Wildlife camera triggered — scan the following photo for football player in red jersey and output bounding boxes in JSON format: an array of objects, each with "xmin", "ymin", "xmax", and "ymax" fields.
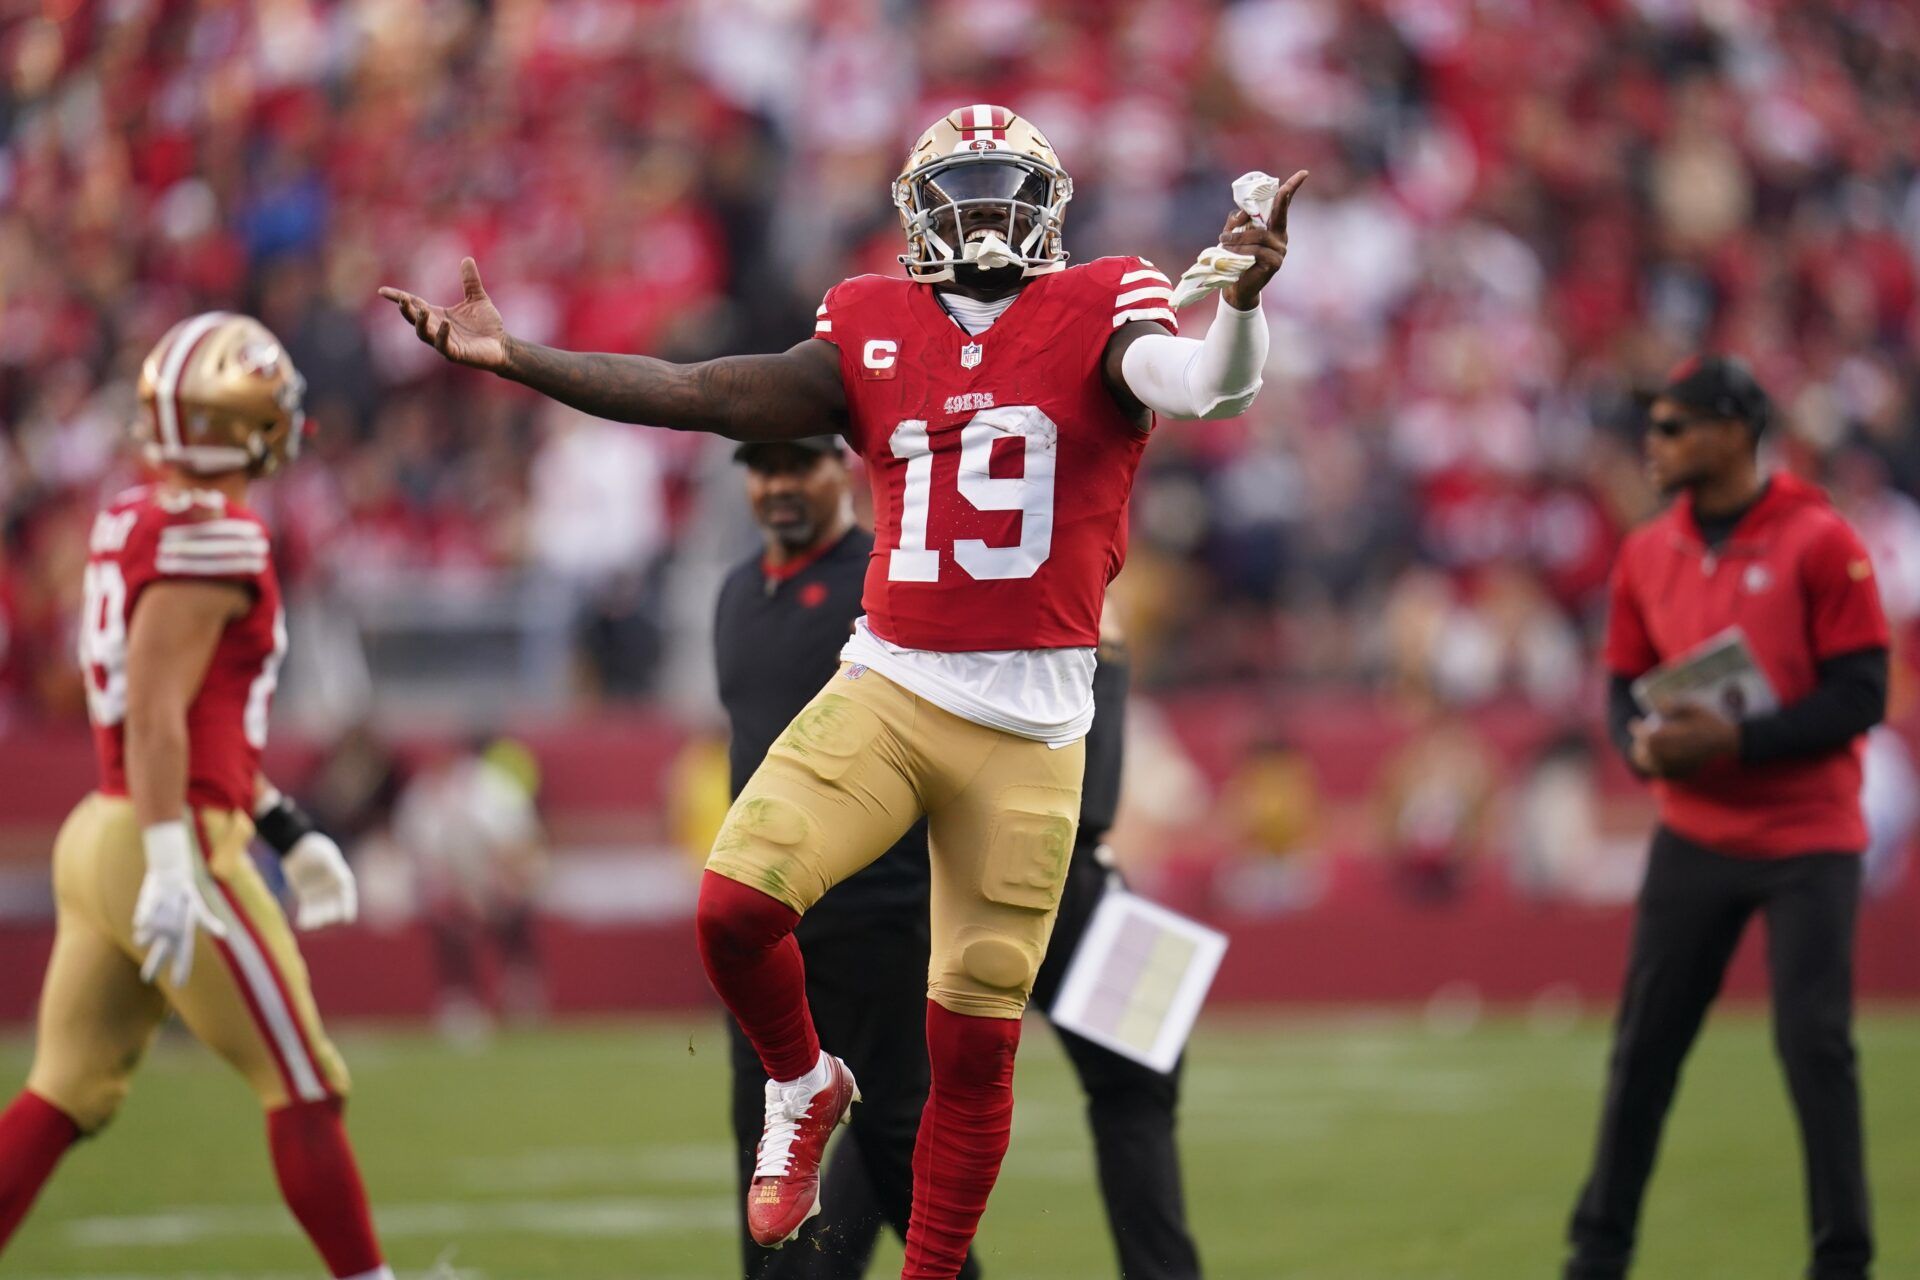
[
  {"xmin": 0, "ymin": 315, "xmax": 393, "ymax": 1280},
  {"xmin": 382, "ymin": 104, "xmax": 1303, "ymax": 1278}
]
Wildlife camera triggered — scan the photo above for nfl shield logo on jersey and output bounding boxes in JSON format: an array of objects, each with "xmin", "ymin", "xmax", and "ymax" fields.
[{"xmin": 960, "ymin": 341, "xmax": 983, "ymax": 369}]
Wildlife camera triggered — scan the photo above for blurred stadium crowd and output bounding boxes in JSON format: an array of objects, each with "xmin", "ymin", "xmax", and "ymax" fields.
[{"xmin": 2, "ymin": 0, "xmax": 1919, "ymax": 736}]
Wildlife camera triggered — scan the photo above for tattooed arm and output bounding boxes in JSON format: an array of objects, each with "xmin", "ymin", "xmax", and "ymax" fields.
[
  {"xmin": 501, "ymin": 339, "xmax": 845, "ymax": 441},
  {"xmin": 379, "ymin": 258, "xmax": 846, "ymax": 441}
]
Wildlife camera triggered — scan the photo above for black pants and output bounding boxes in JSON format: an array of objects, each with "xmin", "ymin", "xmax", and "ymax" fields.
[
  {"xmin": 726, "ymin": 906, "xmax": 981, "ymax": 1280},
  {"xmin": 1025, "ymin": 843, "xmax": 1203, "ymax": 1280},
  {"xmin": 1565, "ymin": 830, "xmax": 1873, "ymax": 1280}
]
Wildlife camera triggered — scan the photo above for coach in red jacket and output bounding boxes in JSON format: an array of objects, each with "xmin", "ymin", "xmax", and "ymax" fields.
[{"xmin": 1564, "ymin": 357, "xmax": 1887, "ymax": 1280}]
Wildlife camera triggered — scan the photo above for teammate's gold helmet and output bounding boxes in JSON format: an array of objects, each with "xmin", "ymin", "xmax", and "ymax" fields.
[
  {"xmin": 135, "ymin": 312, "xmax": 307, "ymax": 477},
  {"xmin": 893, "ymin": 104, "xmax": 1072, "ymax": 283}
]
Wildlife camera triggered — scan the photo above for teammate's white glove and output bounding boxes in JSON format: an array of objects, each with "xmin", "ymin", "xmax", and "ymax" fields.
[
  {"xmin": 133, "ymin": 820, "xmax": 228, "ymax": 987},
  {"xmin": 1169, "ymin": 172, "xmax": 1283, "ymax": 308},
  {"xmin": 282, "ymin": 832, "xmax": 359, "ymax": 931}
]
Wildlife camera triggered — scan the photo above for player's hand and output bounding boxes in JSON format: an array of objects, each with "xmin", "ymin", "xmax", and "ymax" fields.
[
  {"xmin": 1219, "ymin": 169, "xmax": 1308, "ymax": 311},
  {"xmin": 377, "ymin": 257, "xmax": 512, "ymax": 371},
  {"xmin": 1635, "ymin": 704, "xmax": 1740, "ymax": 777},
  {"xmin": 283, "ymin": 832, "xmax": 359, "ymax": 931},
  {"xmin": 133, "ymin": 823, "xmax": 228, "ymax": 987}
]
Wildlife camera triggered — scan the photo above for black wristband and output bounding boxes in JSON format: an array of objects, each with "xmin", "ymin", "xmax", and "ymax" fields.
[{"xmin": 255, "ymin": 795, "xmax": 317, "ymax": 857}]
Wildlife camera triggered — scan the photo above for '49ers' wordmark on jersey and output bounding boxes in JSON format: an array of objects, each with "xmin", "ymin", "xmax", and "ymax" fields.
[
  {"xmin": 81, "ymin": 486, "xmax": 285, "ymax": 813},
  {"xmin": 816, "ymin": 256, "xmax": 1175, "ymax": 652}
]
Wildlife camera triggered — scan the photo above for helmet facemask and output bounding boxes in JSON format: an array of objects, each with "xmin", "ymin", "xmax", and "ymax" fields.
[
  {"xmin": 895, "ymin": 152, "xmax": 1071, "ymax": 284},
  {"xmin": 246, "ymin": 365, "xmax": 308, "ymax": 477}
]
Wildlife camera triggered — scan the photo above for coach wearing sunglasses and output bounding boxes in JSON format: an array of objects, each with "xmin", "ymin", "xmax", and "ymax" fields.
[{"xmin": 1563, "ymin": 357, "xmax": 1889, "ymax": 1280}]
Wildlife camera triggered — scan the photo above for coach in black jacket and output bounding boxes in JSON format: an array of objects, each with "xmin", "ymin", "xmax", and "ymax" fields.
[{"xmin": 714, "ymin": 437, "xmax": 1200, "ymax": 1278}]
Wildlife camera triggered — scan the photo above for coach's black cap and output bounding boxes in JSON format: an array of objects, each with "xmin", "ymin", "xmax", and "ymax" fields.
[
  {"xmin": 733, "ymin": 436, "xmax": 846, "ymax": 468},
  {"xmin": 1654, "ymin": 355, "xmax": 1774, "ymax": 433}
]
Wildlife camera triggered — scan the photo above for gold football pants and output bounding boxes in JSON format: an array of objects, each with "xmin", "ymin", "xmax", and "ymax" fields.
[
  {"xmin": 707, "ymin": 665, "xmax": 1085, "ymax": 1019},
  {"xmin": 27, "ymin": 793, "xmax": 348, "ymax": 1132}
]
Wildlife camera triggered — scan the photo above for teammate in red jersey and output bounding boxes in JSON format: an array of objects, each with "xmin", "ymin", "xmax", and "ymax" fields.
[
  {"xmin": 382, "ymin": 104, "xmax": 1303, "ymax": 1278},
  {"xmin": 0, "ymin": 314, "xmax": 392, "ymax": 1280}
]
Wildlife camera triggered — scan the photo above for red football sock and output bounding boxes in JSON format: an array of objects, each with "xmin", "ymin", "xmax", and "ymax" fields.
[
  {"xmin": 0, "ymin": 1091, "xmax": 79, "ymax": 1250},
  {"xmin": 696, "ymin": 870, "xmax": 820, "ymax": 1081},
  {"xmin": 903, "ymin": 1003, "xmax": 1022, "ymax": 1279},
  {"xmin": 266, "ymin": 1097, "xmax": 384, "ymax": 1278}
]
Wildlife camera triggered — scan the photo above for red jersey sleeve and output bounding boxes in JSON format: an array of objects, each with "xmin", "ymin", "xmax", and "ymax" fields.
[
  {"xmin": 814, "ymin": 283, "xmax": 841, "ymax": 346},
  {"xmin": 1603, "ymin": 542, "xmax": 1659, "ymax": 678},
  {"xmin": 140, "ymin": 502, "xmax": 272, "ymax": 595},
  {"xmin": 1801, "ymin": 515, "xmax": 1890, "ymax": 660},
  {"xmin": 1105, "ymin": 256, "xmax": 1177, "ymax": 335}
]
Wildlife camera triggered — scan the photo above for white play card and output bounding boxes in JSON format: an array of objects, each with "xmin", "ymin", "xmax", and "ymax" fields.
[
  {"xmin": 1631, "ymin": 625, "xmax": 1779, "ymax": 722},
  {"xmin": 1048, "ymin": 884, "xmax": 1229, "ymax": 1074}
]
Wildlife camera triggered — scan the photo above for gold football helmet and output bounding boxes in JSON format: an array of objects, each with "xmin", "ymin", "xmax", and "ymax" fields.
[
  {"xmin": 893, "ymin": 104, "xmax": 1072, "ymax": 283},
  {"xmin": 135, "ymin": 312, "xmax": 307, "ymax": 477}
]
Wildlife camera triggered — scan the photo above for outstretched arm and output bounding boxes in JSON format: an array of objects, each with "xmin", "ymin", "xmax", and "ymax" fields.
[
  {"xmin": 502, "ymin": 337, "xmax": 846, "ymax": 440},
  {"xmin": 379, "ymin": 259, "xmax": 846, "ymax": 441}
]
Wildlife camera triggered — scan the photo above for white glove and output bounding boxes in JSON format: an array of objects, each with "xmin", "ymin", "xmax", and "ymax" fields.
[
  {"xmin": 133, "ymin": 821, "xmax": 228, "ymax": 987},
  {"xmin": 1170, "ymin": 171, "xmax": 1282, "ymax": 309},
  {"xmin": 283, "ymin": 832, "xmax": 358, "ymax": 930}
]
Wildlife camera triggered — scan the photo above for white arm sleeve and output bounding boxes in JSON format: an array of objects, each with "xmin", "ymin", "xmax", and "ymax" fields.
[{"xmin": 1118, "ymin": 298, "xmax": 1269, "ymax": 421}]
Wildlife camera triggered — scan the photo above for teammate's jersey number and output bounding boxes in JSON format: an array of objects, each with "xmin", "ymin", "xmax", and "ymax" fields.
[
  {"xmin": 887, "ymin": 405, "xmax": 1058, "ymax": 583},
  {"xmin": 80, "ymin": 561, "xmax": 129, "ymax": 727}
]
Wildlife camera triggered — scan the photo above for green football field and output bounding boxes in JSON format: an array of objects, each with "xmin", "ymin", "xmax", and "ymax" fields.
[{"xmin": 3, "ymin": 1010, "xmax": 1916, "ymax": 1280}]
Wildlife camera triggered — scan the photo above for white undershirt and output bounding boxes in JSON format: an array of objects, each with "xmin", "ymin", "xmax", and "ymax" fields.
[
  {"xmin": 842, "ymin": 619, "xmax": 1095, "ymax": 745},
  {"xmin": 935, "ymin": 290, "xmax": 1016, "ymax": 334},
  {"xmin": 843, "ymin": 285, "xmax": 1094, "ymax": 747}
]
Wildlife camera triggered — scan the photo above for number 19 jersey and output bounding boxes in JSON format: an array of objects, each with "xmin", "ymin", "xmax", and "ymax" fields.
[
  {"xmin": 817, "ymin": 256, "xmax": 1175, "ymax": 653},
  {"xmin": 81, "ymin": 486, "xmax": 286, "ymax": 814}
]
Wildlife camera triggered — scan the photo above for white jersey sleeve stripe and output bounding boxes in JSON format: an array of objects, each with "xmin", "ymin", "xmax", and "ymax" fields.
[
  {"xmin": 157, "ymin": 537, "xmax": 270, "ymax": 557},
  {"xmin": 159, "ymin": 534, "xmax": 269, "ymax": 555},
  {"xmin": 156, "ymin": 546, "xmax": 269, "ymax": 564},
  {"xmin": 814, "ymin": 321, "xmax": 832, "ymax": 334},
  {"xmin": 1112, "ymin": 307, "xmax": 1178, "ymax": 328},
  {"xmin": 161, "ymin": 519, "xmax": 263, "ymax": 540},
  {"xmin": 1115, "ymin": 286, "xmax": 1175, "ymax": 307},
  {"xmin": 155, "ymin": 548, "xmax": 266, "ymax": 568},
  {"xmin": 158, "ymin": 524, "xmax": 268, "ymax": 542},
  {"xmin": 159, "ymin": 532, "xmax": 268, "ymax": 547},
  {"xmin": 1119, "ymin": 268, "xmax": 1171, "ymax": 286},
  {"xmin": 157, "ymin": 552, "xmax": 270, "ymax": 564},
  {"xmin": 154, "ymin": 552, "xmax": 266, "ymax": 571}
]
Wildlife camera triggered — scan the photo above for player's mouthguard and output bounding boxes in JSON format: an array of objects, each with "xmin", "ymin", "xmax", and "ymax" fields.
[{"xmin": 962, "ymin": 229, "xmax": 1019, "ymax": 270}]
